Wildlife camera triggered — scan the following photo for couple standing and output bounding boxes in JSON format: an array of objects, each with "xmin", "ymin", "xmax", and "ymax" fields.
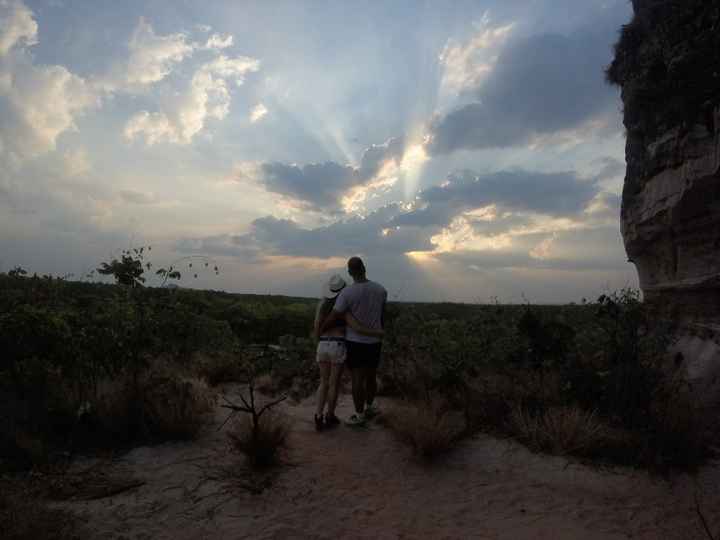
[{"xmin": 312, "ymin": 256, "xmax": 387, "ymax": 430}]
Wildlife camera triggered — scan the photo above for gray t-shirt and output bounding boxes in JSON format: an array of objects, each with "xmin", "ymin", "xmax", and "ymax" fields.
[{"xmin": 333, "ymin": 280, "xmax": 387, "ymax": 344}]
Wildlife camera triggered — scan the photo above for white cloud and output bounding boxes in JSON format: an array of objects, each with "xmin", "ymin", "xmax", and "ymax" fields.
[
  {"xmin": 438, "ymin": 14, "xmax": 514, "ymax": 101},
  {"xmin": 123, "ymin": 110, "xmax": 176, "ymax": 145},
  {"xmin": 0, "ymin": 2, "xmax": 98, "ymax": 162},
  {"xmin": 1, "ymin": 54, "xmax": 98, "ymax": 160},
  {"xmin": 62, "ymin": 147, "xmax": 90, "ymax": 177},
  {"xmin": 204, "ymin": 33, "xmax": 233, "ymax": 50},
  {"xmin": 118, "ymin": 189, "xmax": 157, "ymax": 205},
  {"xmin": 249, "ymin": 102, "xmax": 268, "ymax": 123},
  {"xmin": 203, "ymin": 54, "xmax": 259, "ymax": 85},
  {"xmin": 124, "ymin": 54, "xmax": 260, "ymax": 145},
  {"xmin": 0, "ymin": 0, "xmax": 37, "ymax": 56},
  {"xmin": 125, "ymin": 17, "xmax": 195, "ymax": 87}
]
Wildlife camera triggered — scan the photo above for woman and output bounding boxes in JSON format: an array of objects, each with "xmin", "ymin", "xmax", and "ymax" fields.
[{"xmin": 313, "ymin": 274, "xmax": 382, "ymax": 431}]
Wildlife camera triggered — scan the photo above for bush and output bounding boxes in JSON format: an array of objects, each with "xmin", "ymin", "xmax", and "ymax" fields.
[
  {"xmin": 194, "ymin": 353, "xmax": 244, "ymax": 386},
  {"xmin": 88, "ymin": 372, "xmax": 215, "ymax": 444},
  {"xmin": 508, "ymin": 405, "xmax": 631, "ymax": 458},
  {"xmin": 385, "ymin": 401, "xmax": 466, "ymax": 459},
  {"xmin": 227, "ymin": 411, "xmax": 290, "ymax": 468},
  {"xmin": 141, "ymin": 374, "xmax": 215, "ymax": 439}
]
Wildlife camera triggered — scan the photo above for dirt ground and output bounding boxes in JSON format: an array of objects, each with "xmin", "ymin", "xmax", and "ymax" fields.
[{"xmin": 59, "ymin": 386, "xmax": 720, "ymax": 540}]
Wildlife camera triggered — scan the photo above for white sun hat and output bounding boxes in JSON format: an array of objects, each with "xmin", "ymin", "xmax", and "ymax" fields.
[{"xmin": 322, "ymin": 274, "xmax": 346, "ymax": 299}]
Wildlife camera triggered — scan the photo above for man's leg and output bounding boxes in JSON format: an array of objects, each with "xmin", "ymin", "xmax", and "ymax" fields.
[
  {"xmin": 351, "ymin": 367, "xmax": 366, "ymax": 414},
  {"xmin": 365, "ymin": 343, "xmax": 381, "ymax": 411},
  {"xmin": 365, "ymin": 366, "xmax": 377, "ymax": 409}
]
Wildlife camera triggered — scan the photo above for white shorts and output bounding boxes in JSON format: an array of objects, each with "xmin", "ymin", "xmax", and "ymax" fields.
[{"xmin": 316, "ymin": 340, "xmax": 346, "ymax": 365}]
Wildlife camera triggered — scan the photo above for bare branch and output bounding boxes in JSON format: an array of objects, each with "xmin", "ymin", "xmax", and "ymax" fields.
[
  {"xmin": 220, "ymin": 404, "xmax": 252, "ymax": 414},
  {"xmin": 257, "ymin": 395, "xmax": 288, "ymax": 418}
]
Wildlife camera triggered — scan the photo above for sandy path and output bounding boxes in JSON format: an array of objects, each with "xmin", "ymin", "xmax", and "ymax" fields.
[{"xmin": 64, "ymin": 387, "xmax": 720, "ymax": 540}]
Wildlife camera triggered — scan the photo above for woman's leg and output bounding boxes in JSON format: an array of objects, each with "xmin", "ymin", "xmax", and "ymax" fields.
[
  {"xmin": 327, "ymin": 362, "xmax": 344, "ymax": 416},
  {"xmin": 316, "ymin": 361, "xmax": 331, "ymax": 416}
]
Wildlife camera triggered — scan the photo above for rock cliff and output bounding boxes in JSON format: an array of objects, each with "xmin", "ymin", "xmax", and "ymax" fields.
[{"xmin": 608, "ymin": 0, "xmax": 720, "ymax": 402}]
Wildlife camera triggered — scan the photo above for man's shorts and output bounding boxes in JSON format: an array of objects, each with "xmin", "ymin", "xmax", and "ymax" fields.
[
  {"xmin": 345, "ymin": 340, "xmax": 382, "ymax": 370},
  {"xmin": 316, "ymin": 339, "xmax": 346, "ymax": 365}
]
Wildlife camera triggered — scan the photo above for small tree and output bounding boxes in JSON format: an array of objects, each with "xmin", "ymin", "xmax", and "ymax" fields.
[
  {"xmin": 96, "ymin": 247, "xmax": 148, "ymax": 287},
  {"xmin": 220, "ymin": 361, "xmax": 289, "ymax": 468}
]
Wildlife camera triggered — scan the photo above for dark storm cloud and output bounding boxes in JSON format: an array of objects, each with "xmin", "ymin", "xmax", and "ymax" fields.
[
  {"xmin": 393, "ymin": 169, "xmax": 599, "ymax": 227},
  {"xmin": 426, "ymin": 10, "xmax": 626, "ymax": 154},
  {"xmin": 252, "ymin": 137, "xmax": 405, "ymax": 212}
]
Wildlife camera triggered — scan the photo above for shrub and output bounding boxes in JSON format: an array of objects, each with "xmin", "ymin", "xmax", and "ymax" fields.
[
  {"xmin": 385, "ymin": 401, "xmax": 466, "ymax": 459},
  {"xmin": 89, "ymin": 373, "xmax": 215, "ymax": 443},
  {"xmin": 508, "ymin": 405, "xmax": 630, "ymax": 458},
  {"xmin": 227, "ymin": 411, "xmax": 290, "ymax": 468},
  {"xmin": 194, "ymin": 353, "xmax": 244, "ymax": 386},
  {"xmin": 141, "ymin": 374, "xmax": 215, "ymax": 439}
]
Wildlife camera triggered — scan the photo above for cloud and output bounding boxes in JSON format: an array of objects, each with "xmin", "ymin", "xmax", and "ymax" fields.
[
  {"xmin": 204, "ymin": 33, "xmax": 233, "ymax": 50},
  {"xmin": 0, "ymin": 49, "xmax": 99, "ymax": 160},
  {"xmin": 249, "ymin": 102, "xmax": 268, "ymax": 123},
  {"xmin": 124, "ymin": 54, "xmax": 260, "ymax": 144},
  {"xmin": 62, "ymin": 148, "xmax": 90, "ymax": 177},
  {"xmin": 238, "ymin": 137, "xmax": 407, "ymax": 213},
  {"xmin": 125, "ymin": 17, "xmax": 195, "ymax": 87},
  {"xmin": 426, "ymin": 11, "xmax": 624, "ymax": 154},
  {"xmin": 438, "ymin": 15, "xmax": 514, "ymax": 99},
  {"xmin": 178, "ymin": 202, "xmax": 433, "ymax": 261},
  {"xmin": 438, "ymin": 226, "xmax": 628, "ymax": 273},
  {"xmin": 0, "ymin": 0, "xmax": 37, "ymax": 56},
  {"xmin": 394, "ymin": 170, "xmax": 598, "ymax": 228},
  {"xmin": 118, "ymin": 189, "xmax": 156, "ymax": 205}
]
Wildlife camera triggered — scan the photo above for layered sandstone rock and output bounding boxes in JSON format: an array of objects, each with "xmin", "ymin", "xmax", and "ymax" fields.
[{"xmin": 608, "ymin": 0, "xmax": 720, "ymax": 402}]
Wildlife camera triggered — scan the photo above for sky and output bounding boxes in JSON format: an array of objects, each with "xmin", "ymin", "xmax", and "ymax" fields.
[{"xmin": 0, "ymin": 0, "xmax": 638, "ymax": 303}]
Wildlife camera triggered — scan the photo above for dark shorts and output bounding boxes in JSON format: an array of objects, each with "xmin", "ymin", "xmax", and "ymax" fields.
[{"xmin": 345, "ymin": 341, "xmax": 382, "ymax": 370}]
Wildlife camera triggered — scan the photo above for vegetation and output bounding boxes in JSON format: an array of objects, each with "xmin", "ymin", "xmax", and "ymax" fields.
[
  {"xmin": 385, "ymin": 400, "xmax": 465, "ymax": 459},
  {"xmin": 0, "ymin": 253, "xmax": 714, "ymax": 473}
]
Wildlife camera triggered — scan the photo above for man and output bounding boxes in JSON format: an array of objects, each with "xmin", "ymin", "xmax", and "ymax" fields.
[{"xmin": 321, "ymin": 256, "xmax": 386, "ymax": 426}]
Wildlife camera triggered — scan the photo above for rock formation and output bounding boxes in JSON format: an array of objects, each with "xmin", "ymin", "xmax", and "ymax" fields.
[{"xmin": 608, "ymin": 0, "xmax": 720, "ymax": 403}]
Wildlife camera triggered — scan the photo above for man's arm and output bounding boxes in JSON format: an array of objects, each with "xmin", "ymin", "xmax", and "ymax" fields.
[{"xmin": 345, "ymin": 313, "xmax": 384, "ymax": 337}]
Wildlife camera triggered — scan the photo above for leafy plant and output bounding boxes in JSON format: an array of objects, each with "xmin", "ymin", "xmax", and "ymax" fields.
[{"xmin": 96, "ymin": 247, "xmax": 149, "ymax": 287}]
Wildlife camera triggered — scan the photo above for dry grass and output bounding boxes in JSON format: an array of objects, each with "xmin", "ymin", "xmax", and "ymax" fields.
[
  {"xmin": 92, "ymin": 373, "xmax": 215, "ymax": 442},
  {"xmin": 194, "ymin": 353, "xmax": 244, "ymax": 386},
  {"xmin": 142, "ymin": 374, "xmax": 216, "ymax": 439},
  {"xmin": 385, "ymin": 401, "xmax": 466, "ymax": 459},
  {"xmin": 508, "ymin": 405, "xmax": 630, "ymax": 458},
  {"xmin": 227, "ymin": 411, "xmax": 291, "ymax": 468}
]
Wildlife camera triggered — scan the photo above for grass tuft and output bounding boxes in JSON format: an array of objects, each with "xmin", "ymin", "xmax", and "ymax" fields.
[
  {"xmin": 385, "ymin": 401, "xmax": 466, "ymax": 459},
  {"xmin": 508, "ymin": 405, "xmax": 631, "ymax": 458},
  {"xmin": 227, "ymin": 411, "xmax": 290, "ymax": 468}
]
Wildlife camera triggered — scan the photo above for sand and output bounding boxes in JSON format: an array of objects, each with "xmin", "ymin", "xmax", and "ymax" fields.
[{"xmin": 61, "ymin": 386, "xmax": 720, "ymax": 540}]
